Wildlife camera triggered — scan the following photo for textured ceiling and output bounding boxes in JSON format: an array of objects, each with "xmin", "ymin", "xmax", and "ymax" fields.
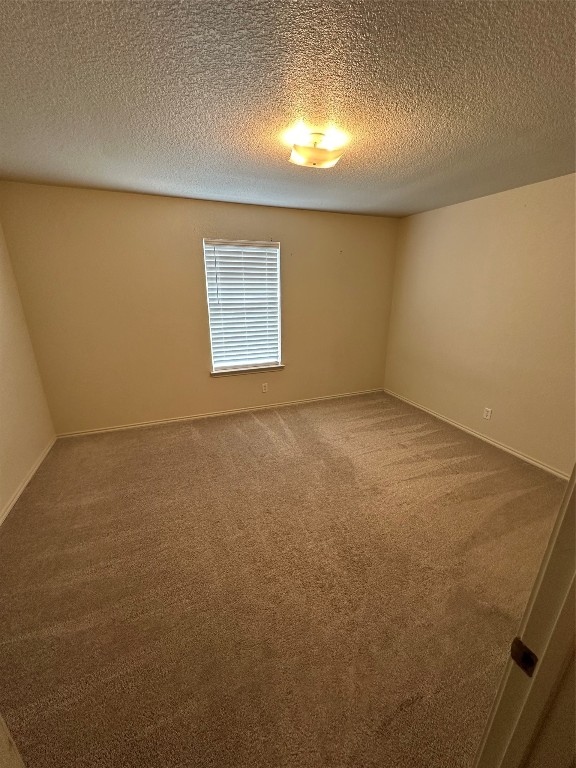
[{"xmin": 0, "ymin": 1, "xmax": 574, "ymax": 216}]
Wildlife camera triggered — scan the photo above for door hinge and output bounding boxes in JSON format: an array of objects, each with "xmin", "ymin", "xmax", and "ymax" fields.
[{"xmin": 511, "ymin": 636, "xmax": 538, "ymax": 677}]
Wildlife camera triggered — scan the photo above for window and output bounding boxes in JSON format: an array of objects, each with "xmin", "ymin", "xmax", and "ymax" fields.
[{"xmin": 203, "ymin": 239, "xmax": 282, "ymax": 374}]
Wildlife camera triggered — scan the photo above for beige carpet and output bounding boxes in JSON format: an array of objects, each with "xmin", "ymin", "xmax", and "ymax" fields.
[{"xmin": 0, "ymin": 393, "xmax": 565, "ymax": 768}]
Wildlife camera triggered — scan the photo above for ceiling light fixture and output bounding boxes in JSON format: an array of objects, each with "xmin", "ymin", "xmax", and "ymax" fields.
[{"xmin": 284, "ymin": 121, "xmax": 348, "ymax": 169}]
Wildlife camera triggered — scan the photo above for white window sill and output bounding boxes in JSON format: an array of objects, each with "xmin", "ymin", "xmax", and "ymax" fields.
[{"xmin": 210, "ymin": 364, "xmax": 285, "ymax": 378}]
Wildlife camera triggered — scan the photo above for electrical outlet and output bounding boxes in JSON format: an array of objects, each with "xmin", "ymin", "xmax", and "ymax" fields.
[
  {"xmin": 262, "ymin": 383, "xmax": 268, "ymax": 393},
  {"xmin": 483, "ymin": 407, "xmax": 492, "ymax": 420}
]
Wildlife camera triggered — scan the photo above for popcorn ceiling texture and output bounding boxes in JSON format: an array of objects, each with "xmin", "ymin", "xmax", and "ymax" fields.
[{"xmin": 0, "ymin": 0, "xmax": 574, "ymax": 215}]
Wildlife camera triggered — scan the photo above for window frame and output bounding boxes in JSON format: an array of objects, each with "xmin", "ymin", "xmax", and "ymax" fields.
[{"xmin": 202, "ymin": 238, "xmax": 283, "ymax": 376}]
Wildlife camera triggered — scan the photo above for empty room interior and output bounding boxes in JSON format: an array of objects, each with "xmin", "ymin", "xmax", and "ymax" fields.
[{"xmin": 1, "ymin": 2, "xmax": 575, "ymax": 767}]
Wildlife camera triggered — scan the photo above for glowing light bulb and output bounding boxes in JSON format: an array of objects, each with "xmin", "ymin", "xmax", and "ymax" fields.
[{"xmin": 282, "ymin": 120, "xmax": 311, "ymax": 147}]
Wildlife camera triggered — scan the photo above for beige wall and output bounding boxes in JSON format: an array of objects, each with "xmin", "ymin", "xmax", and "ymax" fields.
[
  {"xmin": 1, "ymin": 176, "xmax": 573, "ymax": 474},
  {"xmin": 0, "ymin": 713, "xmax": 25, "ymax": 768},
  {"xmin": 0, "ymin": 220, "xmax": 54, "ymax": 521},
  {"xmin": 385, "ymin": 174, "xmax": 575, "ymax": 477},
  {"xmin": 0, "ymin": 182, "xmax": 398, "ymax": 434}
]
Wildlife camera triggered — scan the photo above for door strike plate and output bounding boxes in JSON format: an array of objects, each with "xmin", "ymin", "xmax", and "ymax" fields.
[{"xmin": 511, "ymin": 636, "xmax": 538, "ymax": 678}]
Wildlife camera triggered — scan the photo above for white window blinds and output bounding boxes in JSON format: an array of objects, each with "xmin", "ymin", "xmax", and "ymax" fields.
[{"xmin": 203, "ymin": 239, "xmax": 281, "ymax": 373}]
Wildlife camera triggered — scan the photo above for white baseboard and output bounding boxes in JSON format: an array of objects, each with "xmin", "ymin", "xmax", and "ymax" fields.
[
  {"xmin": 58, "ymin": 388, "xmax": 386, "ymax": 438},
  {"xmin": 0, "ymin": 436, "xmax": 57, "ymax": 527},
  {"xmin": 383, "ymin": 388, "xmax": 569, "ymax": 481}
]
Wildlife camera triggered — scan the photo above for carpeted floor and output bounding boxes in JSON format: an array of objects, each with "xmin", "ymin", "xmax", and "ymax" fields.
[{"xmin": 0, "ymin": 392, "xmax": 566, "ymax": 768}]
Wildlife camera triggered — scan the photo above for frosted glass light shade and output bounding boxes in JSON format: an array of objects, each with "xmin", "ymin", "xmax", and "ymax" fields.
[{"xmin": 289, "ymin": 143, "xmax": 344, "ymax": 168}]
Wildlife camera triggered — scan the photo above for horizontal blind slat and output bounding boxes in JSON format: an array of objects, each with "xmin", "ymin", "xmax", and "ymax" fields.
[{"xmin": 212, "ymin": 344, "xmax": 279, "ymax": 353}]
